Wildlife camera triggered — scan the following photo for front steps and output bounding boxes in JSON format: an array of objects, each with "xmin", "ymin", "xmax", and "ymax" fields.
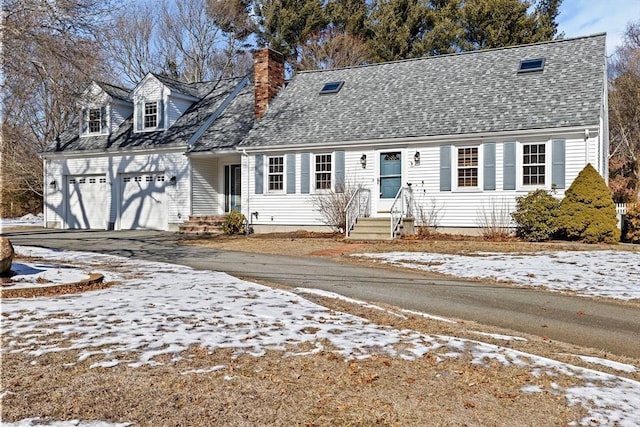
[
  {"xmin": 178, "ymin": 216, "xmax": 225, "ymax": 234},
  {"xmin": 346, "ymin": 217, "xmax": 415, "ymax": 241}
]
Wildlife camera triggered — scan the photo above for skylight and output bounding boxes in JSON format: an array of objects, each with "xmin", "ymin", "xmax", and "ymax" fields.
[
  {"xmin": 319, "ymin": 81, "xmax": 344, "ymax": 94},
  {"xmin": 518, "ymin": 58, "xmax": 545, "ymax": 73}
]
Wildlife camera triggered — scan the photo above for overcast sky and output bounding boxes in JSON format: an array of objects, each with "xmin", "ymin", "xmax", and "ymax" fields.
[{"xmin": 557, "ymin": 0, "xmax": 640, "ymax": 54}]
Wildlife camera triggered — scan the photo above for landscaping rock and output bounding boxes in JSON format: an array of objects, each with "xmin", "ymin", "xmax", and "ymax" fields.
[{"xmin": 0, "ymin": 237, "xmax": 15, "ymax": 275}]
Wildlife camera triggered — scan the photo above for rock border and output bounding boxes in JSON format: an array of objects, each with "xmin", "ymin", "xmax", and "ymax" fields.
[{"xmin": 0, "ymin": 273, "xmax": 113, "ymax": 299}]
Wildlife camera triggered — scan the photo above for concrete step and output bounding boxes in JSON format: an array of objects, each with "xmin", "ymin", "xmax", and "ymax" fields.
[{"xmin": 346, "ymin": 217, "xmax": 415, "ymax": 241}]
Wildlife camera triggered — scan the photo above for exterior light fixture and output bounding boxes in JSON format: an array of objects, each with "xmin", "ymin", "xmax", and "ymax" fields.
[
  {"xmin": 169, "ymin": 176, "xmax": 177, "ymax": 186},
  {"xmin": 414, "ymin": 151, "xmax": 420, "ymax": 166},
  {"xmin": 49, "ymin": 180, "xmax": 57, "ymax": 190},
  {"xmin": 360, "ymin": 154, "xmax": 367, "ymax": 169}
]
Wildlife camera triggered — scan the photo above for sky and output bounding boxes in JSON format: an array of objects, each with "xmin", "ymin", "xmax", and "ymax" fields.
[
  {"xmin": 557, "ymin": 0, "xmax": 640, "ymax": 54},
  {"xmin": 2, "ymin": 245, "xmax": 640, "ymax": 426}
]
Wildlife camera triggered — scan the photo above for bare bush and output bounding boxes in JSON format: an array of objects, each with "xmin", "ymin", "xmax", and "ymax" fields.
[
  {"xmin": 311, "ymin": 182, "xmax": 361, "ymax": 233},
  {"xmin": 476, "ymin": 197, "xmax": 513, "ymax": 239},
  {"xmin": 415, "ymin": 197, "xmax": 444, "ymax": 233}
]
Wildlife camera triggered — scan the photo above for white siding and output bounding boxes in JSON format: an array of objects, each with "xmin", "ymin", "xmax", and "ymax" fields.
[
  {"xmin": 167, "ymin": 96, "xmax": 194, "ymax": 128},
  {"xmin": 111, "ymin": 102, "xmax": 133, "ymax": 129},
  {"xmin": 243, "ymin": 129, "xmax": 598, "ymax": 232},
  {"xmin": 191, "ymin": 158, "xmax": 220, "ymax": 216},
  {"xmin": 43, "ymin": 150, "xmax": 189, "ymax": 231}
]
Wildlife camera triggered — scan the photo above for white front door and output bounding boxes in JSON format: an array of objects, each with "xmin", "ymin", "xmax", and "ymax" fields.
[
  {"xmin": 120, "ymin": 173, "xmax": 167, "ymax": 230},
  {"xmin": 377, "ymin": 151, "xmax": 402, "ymax": 213},
  {"xmin": 66, "ymin": 175, "xmax": 108, "ymax": 229}
]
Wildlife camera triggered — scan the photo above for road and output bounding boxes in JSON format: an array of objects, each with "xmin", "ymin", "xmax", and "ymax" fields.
[{"xmin": 4, "ymin": 229, "xmax": 640, "ymax": 358}]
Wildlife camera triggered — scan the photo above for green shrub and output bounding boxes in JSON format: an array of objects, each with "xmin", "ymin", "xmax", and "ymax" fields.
[
  {"xmin": 557, "ymin": 164, "xmax": 620, "ymax": 243},
  {"xmin": 624, "ymin": 202, "xmax": 640, "ymax": 243},
  {"xmin": 222, "ymin": 211, "xmax": 246, "ymax": 235},
  {"xmin": 511, "ymin": 189, "xmax": 560, "ymax": 241}
]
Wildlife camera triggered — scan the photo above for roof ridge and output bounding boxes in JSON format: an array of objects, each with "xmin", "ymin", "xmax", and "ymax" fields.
[{"xmin": 297, "ymin": 33, "xmax": 607, "ymax": 75}]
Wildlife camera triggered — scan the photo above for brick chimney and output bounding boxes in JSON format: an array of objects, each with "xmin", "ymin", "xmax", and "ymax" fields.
[{"xmin": 254, "ymin": 48, "xmax": 285, "ymax": 119}]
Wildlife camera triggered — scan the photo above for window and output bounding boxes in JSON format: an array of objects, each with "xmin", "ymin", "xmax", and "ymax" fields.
[
  {"xmin": 319, "ymin": 81, "xmax": 344, "ymax": 94},
  {"xmin": 268, "ymin": 156, "xmax": 284, "ymax": 191},
  {"xmin": 88, "ymin": 108, "xmax": 102, "ymax": 133},
  {"xmin": 144, "ymin": 102, "xmax": 158, "ymax": 128},
  {"xmin": 315, "ymin": 154, "xmax": 332, "ymax": 190},
  {"xmin": 523, "ymin": 143, "xmax": 545, "ymax": 185},
  {"xmin": 518, "ymin": 58, "xmax": 545, "ymax": 73},
  {"xmin": 457, "ymin": 147, "xmax": 478, "ymax": 187}
]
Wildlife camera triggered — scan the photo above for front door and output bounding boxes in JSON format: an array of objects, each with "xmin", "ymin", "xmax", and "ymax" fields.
[
  {"xmin": 225, "ymin": 164, "xmax": 241, "ymax": 212},
  {"xmin": 378, "ymin": 152, "xmax": 402, "ymax": 212}
]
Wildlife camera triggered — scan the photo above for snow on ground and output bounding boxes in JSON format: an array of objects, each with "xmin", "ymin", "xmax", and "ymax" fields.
[
  {"xmin": 2, "ymin": 246, "xmax": 640, "ymax": 426},
  {"xmin": 0, "ymin": 213, "xmax": 43, "ymax": 229},
  {"xmin": 358, "ymin": 250, "xmax": 640, "ymax": 301},
  {"xmin": 3, "ymin": 261, "xmax": 94, "ymax": 290}
]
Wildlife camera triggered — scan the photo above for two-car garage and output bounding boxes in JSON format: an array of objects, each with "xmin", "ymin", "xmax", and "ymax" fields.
[{"xmin": 65, "ymin": 173, "xmax": 167, "ymax": 230}]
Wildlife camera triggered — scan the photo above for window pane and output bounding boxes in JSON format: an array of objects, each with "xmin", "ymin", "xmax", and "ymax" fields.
[
  {"xmin": 268, "ymin": 157, "xmax": 284, "ymax": 191},
  {"xmin": 315, "ymin": 154, "xmax": 332, "ymax": 190},
  {"xmin": 88, "ymin": 108, "xmax": 101, "ymax": 133},
  {"xmin": 523, "ymin": 143, "xmax": 546, "ymax": 185},
  {"xmin": 457, "ymin": 147, "xmax": 478, "ymax": 187},
  {"xmin": 144, "ymin": 102, "xmax": 158, "ymax": 128}
]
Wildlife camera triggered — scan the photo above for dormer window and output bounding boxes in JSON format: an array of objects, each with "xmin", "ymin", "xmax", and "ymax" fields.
[
  {"xmin": 81, "ymin": 106, "xmax": 107, "ymax": 136},
  {"xmin": 144, "ymin": 102, "xmax": 158, "ymax": 129},
  {"xmin": 88, "ymin": 108, "xmax": 103, "ymax": 133}
]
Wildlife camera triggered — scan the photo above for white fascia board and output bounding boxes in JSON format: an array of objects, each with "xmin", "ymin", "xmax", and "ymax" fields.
[
  {"xmin": 186, "ymin": 148, "xmax": 239, "ymax": 158},
  {"xmin": 40, "ymin": 146, "xmax": 185, "ymax": 160},
  {"xmin": 238, "ymin": 125, "xmax": 600, "ymax": 153}
]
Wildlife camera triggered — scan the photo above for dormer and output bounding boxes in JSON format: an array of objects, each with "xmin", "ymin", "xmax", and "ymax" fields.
[
  {"xmin": 132, "ymin": 73, "xmax": 201, "ymax": 133},
  {"xmin": 79, "ymin": 82, "xmax": 132, "ymax": 137}
]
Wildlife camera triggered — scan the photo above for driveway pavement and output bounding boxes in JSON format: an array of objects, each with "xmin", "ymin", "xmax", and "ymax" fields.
[{"xmin": 4, "ymin": 229, "xmax": 640, "ymax": 358}]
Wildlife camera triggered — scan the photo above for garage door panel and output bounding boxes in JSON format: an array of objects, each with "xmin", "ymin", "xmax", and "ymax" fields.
[
  {"xmin": 66, "ymin": 176, "xmax": 108, "ymax": 229},
  {"xmin": 120, "ymin": 174, "xmax": 166, "ymax": 230}
]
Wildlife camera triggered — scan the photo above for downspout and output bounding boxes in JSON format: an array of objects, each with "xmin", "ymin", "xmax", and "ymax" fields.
[{"xmin": 242, "ymin": 149, "xmax": 250, "ymax": 234}]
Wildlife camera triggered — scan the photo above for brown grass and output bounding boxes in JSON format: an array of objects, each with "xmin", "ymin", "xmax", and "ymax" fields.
[{"xmin": 2, "ymin": 234, "xmax": 639, "ymax": 425}]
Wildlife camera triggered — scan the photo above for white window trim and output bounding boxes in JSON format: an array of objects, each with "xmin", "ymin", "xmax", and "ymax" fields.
[
  {"xmin": 517, "ymin": 140, "xmax": 551, "ymax": 191},
  {"xmin": 143, "ymin": 101, "xmax": 159, "ymax": 129},
  {"xmin": 80, "ymin": 106, "xmax": 109, "ymax": 137},
  {"xmin": 266, "ymin": 155, "xmax": 285, "ymax": 194},
  {"xmin": 134, "ymin": 98, "xmax": 165, "ymax": 133},
  {"xmin": 313, "ymin": 153, "xmax": 333, "ymax": 193},
  {"xmin": 453, "ymin": 144, "xmax": 482, "ymax": 192}
]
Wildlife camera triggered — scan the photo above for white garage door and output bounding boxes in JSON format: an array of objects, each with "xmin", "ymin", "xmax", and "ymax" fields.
[
  {"xmin": 67, "ymin": 175, "xmax": 108, "ymax": 229},
  {"xmin": 120, "ymin": 173, "xmax": 167, "ymax": 230}
]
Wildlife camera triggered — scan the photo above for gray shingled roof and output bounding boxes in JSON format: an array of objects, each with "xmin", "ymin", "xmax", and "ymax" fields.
[
  {"xmin": 45, "ymin": 76, "xmax": 252, "ymax": 154},
  {"xmin": 96, "ymin": 82, "xmax": 131, "ymax": 102},
  {"xmin": 241, "ymin": 34, "xmax": 606, "ymax": 148}
]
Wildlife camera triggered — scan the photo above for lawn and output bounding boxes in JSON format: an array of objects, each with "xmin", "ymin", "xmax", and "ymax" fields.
[{"xmin": 2, "ymin": 243, "xmax": 639, "ymax": 426}]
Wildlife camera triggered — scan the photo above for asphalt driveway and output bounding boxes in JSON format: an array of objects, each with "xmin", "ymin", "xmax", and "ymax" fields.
[{"xmin": 4, "ymin": 229, "xmax": 640, "ymax": 358}]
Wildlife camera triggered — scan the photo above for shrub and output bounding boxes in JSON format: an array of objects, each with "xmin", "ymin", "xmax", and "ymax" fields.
[
  {"xmin": 624, "ymin": 202, "xmax": 640, "ymax": 243},
  {"xmin": 222, "ymin": 211, "xmax": 246, "ymax": 235},
  {"xmin": 476, "ymin": 197, "xmax": 513, "ymax": 239},
  {"xmin": 311, "ymin": 182, "xmax": 360, "ymax": 233},
  {"xmin": 557, "ymin": 164, "xmax": 620, "ymax": 243},
  {"xmin": 511, "ymin": 189, "xmax": 560, "ymax": 241}
]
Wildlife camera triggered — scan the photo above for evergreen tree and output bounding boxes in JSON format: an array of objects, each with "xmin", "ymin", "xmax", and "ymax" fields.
[
  {"xmin": 255, "ymin": 0, "xmax": 327, "ymax": 68},
  {"xmin": 557, "ymin": 164, "xmax": 621, "ymax": 244}
]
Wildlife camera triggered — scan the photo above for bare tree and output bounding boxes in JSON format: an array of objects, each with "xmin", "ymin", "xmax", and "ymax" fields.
[
  {"xmin": 1, "ymin": 0, "xmax": 117, "ymax": 216},
  {"xmin": 609, "ymin": 20, "xmax": 640, "ymax": 202},
  {"xmin": 298, "ymin": 28, "xmax": 372, "ymax": 70},
  {"xmin": 104, "ymin": 0, "xmax": 254, "ymax": 84}
]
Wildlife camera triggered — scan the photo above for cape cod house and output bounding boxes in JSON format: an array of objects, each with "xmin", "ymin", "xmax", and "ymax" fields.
[{"xmin": 42, "ymin": 34, "xmax": 608, "ymax": 237}]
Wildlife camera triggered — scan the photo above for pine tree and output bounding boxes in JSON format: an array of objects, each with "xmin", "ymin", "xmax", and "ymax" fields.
[{"xmin": 557, "ymin": 164, "xmax": 621, "ymax": 244}]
